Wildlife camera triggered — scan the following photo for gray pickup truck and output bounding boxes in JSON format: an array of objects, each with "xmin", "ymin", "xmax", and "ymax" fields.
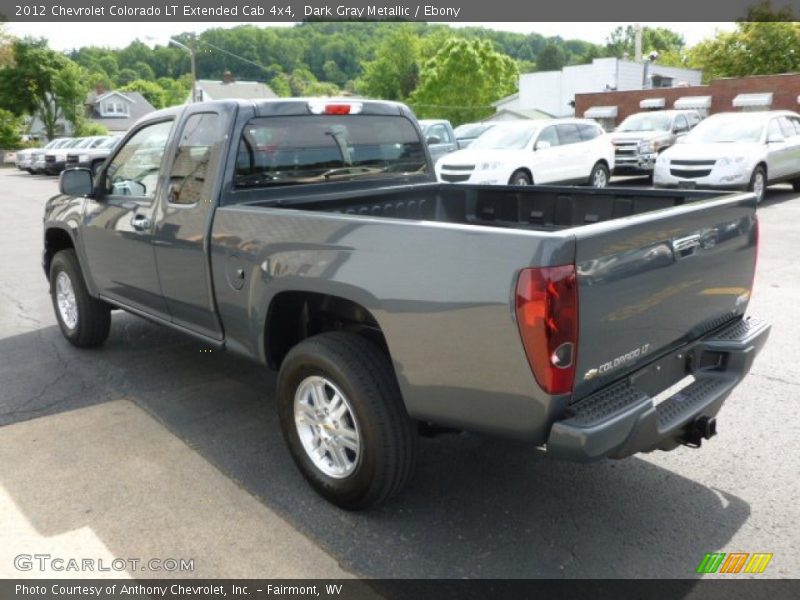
[{"xmin": 45, "ymin": 98, "xmax": 769, "ymax": 509}]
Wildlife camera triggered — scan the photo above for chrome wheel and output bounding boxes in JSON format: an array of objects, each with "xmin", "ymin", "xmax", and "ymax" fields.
[
  {"xmin": 55, "ymin": 271, "xmax": 78, "ymax": 329},
  {"xmin": 294, "ymin": 375, "xmax": 361, "ymax": 479},
  {"xmin": 753, "ymin": 170, "xmax": 765, "ymax": 203},
  {"xmin": 592, "ymin": 166, "xmax": 608, "ymax": 188}
]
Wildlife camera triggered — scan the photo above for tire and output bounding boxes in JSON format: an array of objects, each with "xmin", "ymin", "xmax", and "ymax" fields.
[
  {"xmin": 508, "ymin": 170, "xmax": 532, "ymax": 186},
  {"xmin": 792, "ymin": 179, "xmax": 800, "ymax": 193},
  {"xmin": 748, "ymin": 166, "xmax": 767, "ymax": 204},
  {"xmin": 277, "ymin": 332, "xmax": 416, "ymax": 510},
  {"xmin": 49, "ymin": 249, "xmax": 111, "ymax": 348},
  {"xmin": 589, "ymin": 162, "xmax": 610, "ymax": 188}
]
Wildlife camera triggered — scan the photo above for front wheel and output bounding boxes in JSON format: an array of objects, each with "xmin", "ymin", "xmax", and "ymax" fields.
[
  {"xmin": 792, "ymin": 178, "xmax": 800, "ymax": 192},
  {"xmin": 50, "ymin": 249, "xmax": 111, "ymax": 347},
  {"xmin": 508, "ymin": 170, "xmax": 532, "ymax": 186},
  {"xmin": 749, "ymin": 166, "xmax": 766, "ymax": 204},
  {"xmin": 277, "ymin": 332, "xmax": 416, "ymax": 510},
  {"xmin": 589, "ymin": 162, "xmax": 610, "ymax": 188}
]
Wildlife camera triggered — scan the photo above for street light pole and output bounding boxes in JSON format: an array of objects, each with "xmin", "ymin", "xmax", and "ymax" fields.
[{"xmin": 167, "ymin": 37, "xmax": 196, "ymax": 103}]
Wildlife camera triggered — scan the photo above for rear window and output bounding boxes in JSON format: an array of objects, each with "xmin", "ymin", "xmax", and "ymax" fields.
[
  {"xmin": 234, "ymin": 115, "xmax": 428, "ymax": 188},
  {"xmin": 577, "ymin": 123, "xmax": 602, "ymax": 141}
]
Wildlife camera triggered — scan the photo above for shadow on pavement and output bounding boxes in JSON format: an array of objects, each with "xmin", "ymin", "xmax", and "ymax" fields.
[{"xmin": 0, "ymin": 316, "xmax": 750, "ymax": 578}]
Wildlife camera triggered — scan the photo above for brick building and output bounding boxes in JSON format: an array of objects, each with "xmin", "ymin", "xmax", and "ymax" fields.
[{"xmin": 575, "ymin": 73, "xmax": 800, "ymax": 130}]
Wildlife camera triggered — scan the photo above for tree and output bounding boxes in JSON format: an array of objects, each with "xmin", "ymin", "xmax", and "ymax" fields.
[
  {"xmin": 686, "ymin": 2, "xmax": 800, "ymax": 80},
  {"xmin": 121, "ymin": 79, "xmax": 167, "ymax": 108},
  {"xmin": 605, "ymin": 26, "xmax": 685, "ymax": 59},
  {"xmin": 116, "ymin": 68, "xmax": 139, "ymax": 86},
  {"xmin": 0, "ymin": 39, "xmax": 88, "ymax": 139},
  {"xmin": 0, "ymin": 108, "xmax": 23, "ymax": 149},
  {"xmin": 408, "ymin": 38, "xmax": 518, "ymax": 125},
  {"xmin": 157, "ymin": 76, "xmax": 191, "ymax": 106},
  {"xmin": 356, "ymin": 26, "xmax": 420, "ymax": 101},
  {"xmin": 269, "ymin": 73, "xmax": 292, "ymax": 97},
  {"xmin": 73, "ymin": 120, "xmax": 108, "ymax": 136},
  {"xmin": 536, "ymin": 42, "xmax": 565, "ymax": 71}
]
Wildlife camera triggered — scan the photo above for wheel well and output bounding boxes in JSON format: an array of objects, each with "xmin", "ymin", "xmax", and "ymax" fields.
[
  {"xmin": 44, "ymin": 228, "xmax": 75, "ymax": 277},
  {"xmin": 595, "ymin": 159, "xmax": 609, "ymax": 170},
  {"xmin": 265, "ymin": 291, "xmax": 388, "ymax": 369},
  {"xmin": 509, "ymin": 168, "xmax": 532, "ymax": 184},
  {"xmin": 756, "ymin": 162, "xmax": 767, "ymax": 178}
]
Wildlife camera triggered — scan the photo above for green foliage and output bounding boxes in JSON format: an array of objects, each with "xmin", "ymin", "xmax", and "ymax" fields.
[
  {"xmin": 269, "ymin": 73, "xmax": 292, "ymax": 97},
  {"xmin": 157, "ymin": 76, "xmax": 191, "ymax": 107},
  {"xmin": 536, "ymin": 42, "xmax": 565, "ymax": 71},
  {"xmin": 73, "ymin": 120, "xmax": 108, "ymax": 136},
  {"xmin": 0, "ymin": 108, "xmax": 23, "ymax": 149},
  {"xmin": 409, "ymin": 38, "xmax": 518, "ymax": 126},
  {"xmin": 0, "ymin": 38, "xmax": 89, "ymax": 139},
  {"xmin": 605, "ymin": 26, "xmax": 686, "ymax": 59},
  {"xmin": 685, "ymin": 2, "xmax": 800, "ymax": 80},
  {"xmin": 121, "ymin": 79, "xmax": 167, "ymax": 108},
  {"xmin": 116, "ymin": 68, "xmax": 139, "ymax": 86},
  {"xmin": 356, "ymin": 26, "xmax": 420, "ymax": 101}
]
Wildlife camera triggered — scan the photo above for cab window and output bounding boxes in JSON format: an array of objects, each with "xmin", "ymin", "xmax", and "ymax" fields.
[{"xmin": 105, "ymin": 120, "xmax": 174, "ymax": 199}]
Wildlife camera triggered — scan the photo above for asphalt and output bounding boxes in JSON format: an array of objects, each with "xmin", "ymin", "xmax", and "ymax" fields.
[{"xmin": 0, "ymin": 167, "xmax": 797, "ymax": 579}]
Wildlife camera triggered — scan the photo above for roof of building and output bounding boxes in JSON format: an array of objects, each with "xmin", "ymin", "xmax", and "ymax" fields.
[
  {"xmin": 485, "ymin": 108, "xmax": 553, "ymax": 121},
  {"xmin": 491, "ymin": 93, "xmax": 520, "ymax": 108},
  {"xmin": 196, "ymin": 79, "xmax": 277, "ymax": 101},
  {"xmin": 85, "ymin": 91, "xmax": 156, "ymax": 132}
]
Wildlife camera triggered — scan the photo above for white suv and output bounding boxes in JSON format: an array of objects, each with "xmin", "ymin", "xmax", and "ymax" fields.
[
  {"xmin": 654, "ymin": 110, "xmax": 800, "ymax": 203},
  {"xmin": 435, "ymin": 119, "xmax": 615, "ymax": 187}
]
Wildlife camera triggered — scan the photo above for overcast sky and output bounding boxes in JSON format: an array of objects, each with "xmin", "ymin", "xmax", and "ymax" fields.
[{"xmin": 6, "ymin": 21, "xmax": 736, "ymax": 52}]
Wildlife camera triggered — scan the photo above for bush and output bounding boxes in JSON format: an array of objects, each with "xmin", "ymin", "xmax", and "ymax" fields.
[{"xmin": 0, "ymin": 109, "xmax": 24, "ymax": 150}]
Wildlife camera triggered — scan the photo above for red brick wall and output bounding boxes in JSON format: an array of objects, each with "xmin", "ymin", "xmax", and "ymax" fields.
[{"xmin": 575, "ymin": 73, "xmax": 800, "ymax": 126}]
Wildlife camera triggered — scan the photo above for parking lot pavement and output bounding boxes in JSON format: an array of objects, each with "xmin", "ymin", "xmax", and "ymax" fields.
[{"xmin": 1, "ymin": 168, "xmax": 798, "ymax": 579}]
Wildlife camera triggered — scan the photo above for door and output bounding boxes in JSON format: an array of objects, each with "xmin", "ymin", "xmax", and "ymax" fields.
[
  {"xmin": 425, "ymin": 123, "xmax": 457, "ymax": 163},
  {"xmin": 152, "ymin": 111, "xmax": 228, "ymax": 340},
  {"xmin": 81, "ymin": 119, "xmax": 175, "ymax": 317},
  {"xmin": 778, "ymin": 117, "xmax": 800, "ymax": 180},
  {"xmin": 673, "ymin": 114, "xmax": 690, "ymax": 138},
  {"xmin": 765, "ymin": 118, "xmax": 791, "ymax": 180},
  {"xmin": 554, "ymin": 123, "xmax": 586, "ymax": 182},
  {"xmin": 530, "ymin": 125, "xmax": 564, "ymax": 183}
]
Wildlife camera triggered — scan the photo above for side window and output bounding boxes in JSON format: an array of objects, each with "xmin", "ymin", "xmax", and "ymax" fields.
[
  {"xmin": 167, "ymin": 113, "xmax": 225, "ymax": 205},
  {"xmin": 674, "ymin": 114, "xmax": 689, "ymax": 132},
  {"xmin": 536, "ymin": 126, "xmax": 559, "ymax": 148},
  {"xmin": 767, "ymin": 119, "xmax": 784, "ymax": 140},
  {"xmin": 577, "ymin": 123, "xmax": 601, "ymax": 141},
  {"xmin": 778, "ymin": 117, "xmax": 796, "ymax": 138},
  {"xmin": 687, "ymin": 113, "xmax": 701, "ymax": 128},
  {"xmin": 428, "ymin": 124, "xmax": 451, "ymax": 144},
  {"xmin": 556, "ymin": 124, "xmax": 581, "ymax": 145},
  {"xmin": 105, "ymin": 120, "xmax": 174, "ymax": 199},
  {"xmin": 792, "ymin": 117, "xmax": 800, "ymax": 136}
]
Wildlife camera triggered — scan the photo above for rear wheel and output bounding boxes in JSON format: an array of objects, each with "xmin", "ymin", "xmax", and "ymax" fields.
[
  {"xmin": 277, "ymin": 332, "xmax": 416, "ymax": 510},
  {"xmin": 792, "ymin": 178, "xmax": 800, "ymax": 192},
  {"xmin": 589, "ymin": 162, "xmax": 610, "ymax": 188},
  {"xmin": 509, "ymin": 170, "xmax": 532, "ymax": 186},
  {"xmin": 49, "ymin": 249, "xmax": 111, "ymax": 347},
  {"xmin": 748, "ymin": 166, "xmax": 766, "ymax": 204}
]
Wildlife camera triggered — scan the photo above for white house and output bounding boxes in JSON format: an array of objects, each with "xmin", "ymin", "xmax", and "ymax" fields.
[
  {"xmin": 191, "ymin": 71, "xmax": 277, "ymax": 103},
  {"xmin": 516, "ymin": 58, "xmax": 702, "ymax": 118}
]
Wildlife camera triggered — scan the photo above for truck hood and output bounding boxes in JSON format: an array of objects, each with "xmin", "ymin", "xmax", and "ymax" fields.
[{"xmin": 612, "ymin": 131, "xmax": 669, "ymax": 143}]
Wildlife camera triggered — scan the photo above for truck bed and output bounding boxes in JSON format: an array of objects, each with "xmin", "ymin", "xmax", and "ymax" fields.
[{"xmin": 247, "ymin": 183, "xmax": 718, "ymax": 231}]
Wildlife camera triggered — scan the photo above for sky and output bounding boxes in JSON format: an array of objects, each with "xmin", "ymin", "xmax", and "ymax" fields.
[{"xmin": 5, "ymin": 21, "xmax": 737, "ymax": 52}]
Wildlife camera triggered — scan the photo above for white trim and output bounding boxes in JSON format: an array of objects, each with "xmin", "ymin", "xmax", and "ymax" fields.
[
  {"xmin": 584, "ymin": 106, "xmax": 618, "ymax": 119},
  {"xmin": 732, "ymin": 93, "xmax": 773, "ymax": 108},
  {"xmin": 674, "ymin": 96, "xmax": 712, "ymax": 110},
  {"xmin": 640, "ymin": 98, "xmax": 666, "ymax": 109}
]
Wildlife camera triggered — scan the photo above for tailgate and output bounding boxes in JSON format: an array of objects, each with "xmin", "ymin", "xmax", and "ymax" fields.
[{"xmin": 571, "ymin": 192, "xmax": 758, "ymax": 401}]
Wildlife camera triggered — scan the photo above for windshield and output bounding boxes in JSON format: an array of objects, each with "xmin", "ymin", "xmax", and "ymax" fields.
[
  {"xmin": 98, "ymin": 136, "xmax": 121, "ymax": 149},
  {"xmin": 470, "ymin": 125, "xmax": 537, "ymax": 150},
  {"xmin": 685, "ymin": 116, "xmax": 765, "ymax": 143},
  {"xmin": 234, "ymin": 115, "xmax": 428, "ymax": 188},
  {"xmin": 617, "ymin": 113, "xmax": 672, "ymax": 132},
  {"xmin": 454, "ymin": 123, "xmax": 492, "ymax": 139},
  {"xmin": 72, "ymin": 138, "xmax": 94, "ymax": 149}
]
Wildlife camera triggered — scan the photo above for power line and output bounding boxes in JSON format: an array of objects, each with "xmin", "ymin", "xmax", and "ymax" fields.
[{"xmin": 197, "ymin": 39, "xmax": 276, "ymax": 76}]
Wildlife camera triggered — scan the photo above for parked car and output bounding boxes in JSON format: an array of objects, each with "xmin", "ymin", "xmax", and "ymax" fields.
[
  {"xmin": 436, "ymin": 119, "xmax": 615, "ymax": 187},
  {"xmin": 16, "ymin": 138, "xmax": 69, "ymax": 172},
  {"xmin": 612, "ymin": 110, "xmax": 701, "ymax": 178},
  {"xmin": 654, "ymin": 111, "xmax": 800, "ymax": 203},
  {"xmin": 45, "ymin": 136, "xmax": 109, "ymax": 175},
  {"xmin": 66, "ymin": 135, "xmax": 123, "ymax": 173},
  {"xmin": 419, "ymin": 119, "xmax": 458, "ymax": 162},
  {"xmin": 30, "ymin": 138, "xmax": 75, "ymax": 174},
  {"xmin": 46, "ymin": 99, "xmax": 767, "ymax": 509},
  {"xmin": 453, "ymin": 121, "xmax": 496, "ymax": 148}
]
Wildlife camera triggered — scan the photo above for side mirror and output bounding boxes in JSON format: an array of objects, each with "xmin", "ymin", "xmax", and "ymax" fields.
[
  {"xmin": 767, "ymin": 133, "xmax": 785, "ymax": 144},
  {"xmin": 535, "ymin": 140, "xmax": 551, "ymax": 151},
  {"xmin": 426, "ymin": 135, "xmax": 441, "ymax": 145},
  {"xmin": 59, "ymin": 168, "xmax": 93, "ymax": 197}
]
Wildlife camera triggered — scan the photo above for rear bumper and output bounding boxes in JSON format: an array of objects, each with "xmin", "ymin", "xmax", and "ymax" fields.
[{"xmin": 546, "ymin": 316, "xmax": 770, "ymax": 461}]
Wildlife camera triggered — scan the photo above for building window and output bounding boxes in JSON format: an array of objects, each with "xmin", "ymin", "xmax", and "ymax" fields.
[{"xmin": 651, "ymin": 75, "xmax": 674, "ymax": 88}]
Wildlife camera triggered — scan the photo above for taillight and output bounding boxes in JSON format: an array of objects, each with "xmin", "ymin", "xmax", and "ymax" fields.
[{"xmin": 515, "ymin": 265, "xmax": 579, "ymax": 395}]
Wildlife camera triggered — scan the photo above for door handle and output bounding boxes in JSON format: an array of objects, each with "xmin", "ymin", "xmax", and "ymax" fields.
[{"xmin": 132, "ymin": 214, "xmax": 152, "ymax": 232}]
